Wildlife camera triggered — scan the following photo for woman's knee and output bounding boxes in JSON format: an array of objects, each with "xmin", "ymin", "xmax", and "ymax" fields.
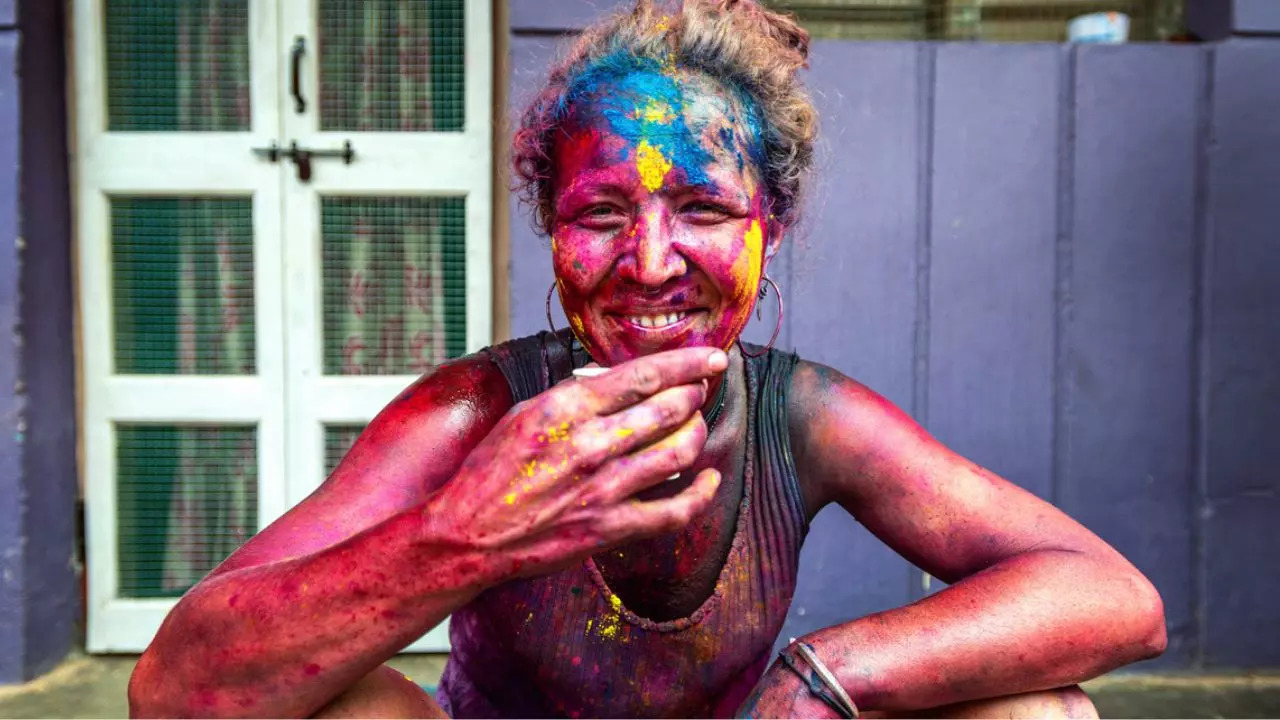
[{"xmin": 312, "ymin": 664, "xmax": 448, "ymax": 719}]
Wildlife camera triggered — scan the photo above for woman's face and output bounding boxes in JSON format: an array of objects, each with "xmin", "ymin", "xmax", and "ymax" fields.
[{"xmin": 550, "ymin": 67, "xmax": 778, "ymax": 366}]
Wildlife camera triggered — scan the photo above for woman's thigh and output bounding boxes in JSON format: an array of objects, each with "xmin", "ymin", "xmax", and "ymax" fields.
[{"xmin": 312, "ymin": 665, "xmax": 449, "ymax": 719}]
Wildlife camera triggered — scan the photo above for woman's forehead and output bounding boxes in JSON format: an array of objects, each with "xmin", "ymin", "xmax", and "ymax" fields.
[{"xmin": 559, "ymin": 66, "xmax": 765, "ymax": 185}]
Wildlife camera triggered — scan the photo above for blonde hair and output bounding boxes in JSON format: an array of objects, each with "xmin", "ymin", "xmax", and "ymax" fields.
[{"xmin": 512, "ymin": 0, "xmax": 818, "ymax": 234}]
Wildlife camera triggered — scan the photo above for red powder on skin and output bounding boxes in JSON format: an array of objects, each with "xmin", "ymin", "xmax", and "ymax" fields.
[{"xmin": 304, "ymin": 663, "xmax": 322, "ymax": 676}]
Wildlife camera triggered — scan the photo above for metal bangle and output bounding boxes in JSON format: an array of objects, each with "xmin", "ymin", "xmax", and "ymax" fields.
[{"xmin": 784, "ymin": 642, "xmax": 859, "ymax": 719}]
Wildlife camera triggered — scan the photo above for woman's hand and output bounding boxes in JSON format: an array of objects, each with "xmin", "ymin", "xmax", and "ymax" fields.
[{"xmin": 427, "ymin": 346, "xmax": 729, "ymax": 577}]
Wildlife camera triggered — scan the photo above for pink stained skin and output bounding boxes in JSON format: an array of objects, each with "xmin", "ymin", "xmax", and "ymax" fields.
[
  {"xmin": 127, "ymin": 65, "xmax": 1166, "ymax": 719},
  {"xmin": 549, "ymin": 71, "xmax": 780, "ymax": 369}
]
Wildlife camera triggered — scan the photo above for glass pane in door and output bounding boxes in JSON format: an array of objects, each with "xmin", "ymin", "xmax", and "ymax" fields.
[
  {"xmin": 105, "ymin": 0, "xmax": 251, "ymax": 131},
  {"xmin": 321, "ymin": 196, "xmax": 467, "ymax": 375},
  {"xmin": 317, "ymin": 0, "xmax": 465, "ymax": 132},
  {"xmin": 116, "ymin": 424, "xmax": 258, "ymax": 598},
  {"xmin": 111, "ymin": 197, "xmax": 256, "ymax": 375}
]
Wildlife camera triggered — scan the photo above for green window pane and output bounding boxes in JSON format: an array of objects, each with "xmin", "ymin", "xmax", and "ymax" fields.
[
  {"xmin": 318, "ymin": 0, "xmax": 465, "ymax": 132},
  {"xmin": 112, "ymin": 197, "xmax": 256, "ymax": 375},
  {"xmin": 105, "ymin": 0, "xmax": 250, "ymax": 131},
  {"xmin": 321, "ymin": 196, "xmax": 466, "ymax": 376},
  {"xmin": 116, "ymin": 424, "xmax": 257, "ymax": 598}
]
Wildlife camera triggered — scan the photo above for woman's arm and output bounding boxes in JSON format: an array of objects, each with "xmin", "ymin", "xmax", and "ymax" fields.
[
  {"xmin": 128, "ymin": 357, "xmax": 512, "ymax": 718},
  {"xmin": 129, "ymin": 347, "xmax": 730, "ymax": 719},
  {"xmin": 747, "ymin": 362, "xmax": 1166, "ymax": 715}
]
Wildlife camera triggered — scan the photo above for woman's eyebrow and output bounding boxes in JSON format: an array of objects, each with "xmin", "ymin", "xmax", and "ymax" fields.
[{"xmin": 674, "ymin": 181, "xmax": 749, "ymax": 204}]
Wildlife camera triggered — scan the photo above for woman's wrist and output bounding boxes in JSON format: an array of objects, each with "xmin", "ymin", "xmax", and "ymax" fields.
[
  {"xmin": 778, "ymin": 637, "xmax": 862, "ymax": 718},
  {"xmin": 792, "ymin": 629, "xmax": 889, "ymax": 715}
]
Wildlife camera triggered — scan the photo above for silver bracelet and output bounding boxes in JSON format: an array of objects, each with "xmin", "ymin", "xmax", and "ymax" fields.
[{"xmin": 794, "ymin": 642, "xmax": 860, "ymax": 719}]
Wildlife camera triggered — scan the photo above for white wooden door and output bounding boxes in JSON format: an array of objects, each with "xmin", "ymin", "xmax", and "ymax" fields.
[{"xmin": 75, "ymin": 0, "xmax": 490, "ymax": 653}]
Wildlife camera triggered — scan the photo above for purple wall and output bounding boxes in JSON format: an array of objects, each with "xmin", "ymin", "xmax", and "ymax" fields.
[
  {"xmin": 506, "ymin": 6, "xmax": 1280, "ymax": 670},
  {"xmin": 0, "ymin": 16, "xmax": 26, "ymax": 686},
  {"xmin": 0, "ymin": 0, "xmax": 79, "ymax": 684}
]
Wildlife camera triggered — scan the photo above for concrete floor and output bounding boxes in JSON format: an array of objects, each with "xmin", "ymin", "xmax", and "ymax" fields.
[{"xmin": 1, "ymin": 654, "xmax": 1278, "ymax": 718}]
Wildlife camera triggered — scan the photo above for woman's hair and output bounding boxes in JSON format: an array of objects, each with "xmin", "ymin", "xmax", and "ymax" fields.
[{"xmin": 512, "ymin": 0, "xmax": 818, "ymax": 235}]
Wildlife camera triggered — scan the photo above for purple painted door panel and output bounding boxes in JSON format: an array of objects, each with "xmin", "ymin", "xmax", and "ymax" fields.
[
  {"xmin": 1062, "ymin": 44, "xmax": 1204, "ymax": 668},
  {"xmin": 1203, "ymin": 39, "xmax": 1280, "ymax": 668}
]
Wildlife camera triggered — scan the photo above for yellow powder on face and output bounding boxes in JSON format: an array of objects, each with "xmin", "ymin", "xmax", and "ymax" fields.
[
  {"xmin": 731, "ymin": 219, "xmax": 765, "ymax": 308},
  {"xmin": 568, "ymin": 312, "xmax": 586, "ymax": 340},
  {"xmin": 635, "ymin": 140, "xmax": 673, "ymax": 193},
  {"xmin": 504, "ymin": 493, "xmax": 516, "ymax": 505},
  {"xmin": 656, "ymin": 15, "xmax": 670, "ymax": 32}
]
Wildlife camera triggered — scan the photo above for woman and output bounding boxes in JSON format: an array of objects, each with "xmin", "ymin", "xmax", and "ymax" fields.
[{"xmin": 129, "ymin": 1, "xmax": 1166, "ymax": 717}]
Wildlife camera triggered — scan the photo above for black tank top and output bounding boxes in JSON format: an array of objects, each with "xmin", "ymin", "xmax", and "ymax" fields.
[{"xmin": 438, "ymin": 331, "xmax": 808, "ymax": 718}]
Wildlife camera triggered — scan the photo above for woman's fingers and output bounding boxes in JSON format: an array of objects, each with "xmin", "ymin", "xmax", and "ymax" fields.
[
  {"xmin": 579, "ymin": 347, "xmax": 727, "ymax": 415},
  {"xmin": 571, "ymin": 384, "xmax": 706, "ymax": 468},
  {"xmin": 589, "ymin": 414, "xmax": 708, "ymax": 503},
  {"xmin": 593, "ymin": 468, "xmax": 723, "ymax": 541}
]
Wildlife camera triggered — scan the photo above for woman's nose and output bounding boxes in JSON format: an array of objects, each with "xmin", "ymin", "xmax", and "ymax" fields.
[{"xmin": 619, "ymin": 210, "xmax": 687, "ymax": 287}]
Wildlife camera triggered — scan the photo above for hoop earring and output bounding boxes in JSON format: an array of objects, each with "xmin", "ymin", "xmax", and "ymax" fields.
[
  {"xmin": 738, "ymin": 274, "xmax": 783, "ymax": 358},
  {"xmin": 545, "ymin": 281, "xmax": 576, "ymax": 354},
  {"xmin": 545, "ymin": 281, "xmax": 562, "ymax": 335}
]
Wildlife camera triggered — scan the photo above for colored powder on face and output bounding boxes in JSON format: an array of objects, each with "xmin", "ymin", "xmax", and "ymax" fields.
[
  {"xmin": 562, "ymin": 56, "xmax": 712, "ymax": 188},
  {"xmin": 635, "ymin": 140, "xmax": 673, "ymax": 192},
  {"xmin": 568, "ymin": 312, "xmax": 587, "ymax": 340},
  {"xmin": 560, "ymin": 52, "xmax": 770, "ymax": 197},
  {"xmin": 731, "ymin": 219, "xmax": 765, "ymax": 308}
]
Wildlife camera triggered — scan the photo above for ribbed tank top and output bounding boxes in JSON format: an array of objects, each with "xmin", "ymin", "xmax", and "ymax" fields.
[{"xmin": 438, "ymin": 332, "xmax": 808, "ymax": 718}]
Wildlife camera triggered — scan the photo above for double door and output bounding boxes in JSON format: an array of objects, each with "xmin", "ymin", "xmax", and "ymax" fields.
[{"xmin": 74, "ymin": 0, "xmax": 492, "ymax": 652}]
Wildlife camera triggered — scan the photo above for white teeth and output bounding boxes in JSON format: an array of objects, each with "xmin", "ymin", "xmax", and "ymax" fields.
[{"xmin": 627, "ymin": 311, "xmax": 687, "ymax": 329}]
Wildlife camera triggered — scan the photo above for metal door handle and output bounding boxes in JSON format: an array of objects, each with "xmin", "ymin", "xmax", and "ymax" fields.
[{"xmin": 290, "ymin": 37, "xmax": 307, "ymax": 114}]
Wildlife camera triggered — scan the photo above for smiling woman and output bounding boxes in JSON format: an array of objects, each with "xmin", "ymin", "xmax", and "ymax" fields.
[{"xmin": 127, "ymin": 1, "xmax": 1166, "ymax": 719}]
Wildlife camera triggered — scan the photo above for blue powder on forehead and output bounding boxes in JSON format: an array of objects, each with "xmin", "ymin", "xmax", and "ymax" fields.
[{"xmin": 557, "ymin": 52, "xmax": 767, "ymax": 189}]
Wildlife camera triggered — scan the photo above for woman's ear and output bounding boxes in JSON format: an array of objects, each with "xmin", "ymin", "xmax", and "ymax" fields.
[{"xmin": 763, "ymin": 219, "xmax": 786, "ymax": 269}]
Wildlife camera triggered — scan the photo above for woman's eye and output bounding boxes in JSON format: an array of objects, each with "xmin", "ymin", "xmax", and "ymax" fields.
[
  {"xmin": 681, "ymin": 202, "xmax": 731, "ymax": 222},
  {"xmin": 576, "ymin": 205, "xmax": 626, "ymax": 229}
]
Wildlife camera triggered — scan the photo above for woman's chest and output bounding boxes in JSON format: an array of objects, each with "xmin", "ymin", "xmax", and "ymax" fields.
[{"xmin": 591, "ymin": 419, "xmax": 749, "ymax": 621}]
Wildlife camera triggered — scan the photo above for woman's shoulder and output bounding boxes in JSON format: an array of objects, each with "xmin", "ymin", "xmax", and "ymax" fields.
[{"xmin": 784, "ymin": 357, "xmax": 923, "ymax": 492}]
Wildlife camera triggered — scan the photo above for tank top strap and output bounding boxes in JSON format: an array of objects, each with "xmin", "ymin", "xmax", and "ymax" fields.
[
  {"xmin": 482, "ymin": 329, "xmax": 586, "ymax": 403},
  {"xmin": 741, "ymin": 345, "xmax": 809, "ymax": 562}
]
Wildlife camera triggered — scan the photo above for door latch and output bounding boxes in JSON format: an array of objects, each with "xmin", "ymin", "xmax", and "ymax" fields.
[{"xmin": 251, "ymin": 140, "xmax": 356, "ymax": 182}]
